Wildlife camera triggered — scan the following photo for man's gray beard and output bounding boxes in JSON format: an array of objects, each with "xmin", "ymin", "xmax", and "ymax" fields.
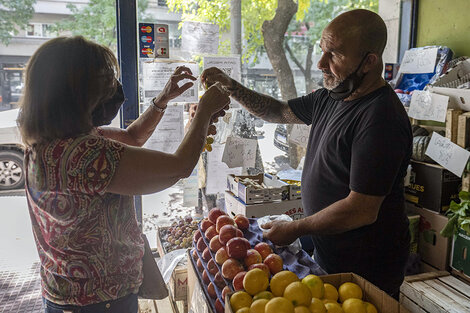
[{"xmin": 323, "ymin": 74, "xmax": 342, "ymax": 90}]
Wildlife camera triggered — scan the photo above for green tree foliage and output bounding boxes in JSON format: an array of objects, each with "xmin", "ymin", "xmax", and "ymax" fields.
[{"xmin": 0, "ymin": 0, "xmax": 36, "ymax": 45}]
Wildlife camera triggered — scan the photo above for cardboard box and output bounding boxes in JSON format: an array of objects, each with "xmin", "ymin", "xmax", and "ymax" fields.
[
  {"xmin": 405, "ymin": 160, "xmax": 460, "ymax": 213},
  {"xmin": 446, "ymin": 109, "xmax": 462, "ymax": 143},
  {"xmin": 451, "ymin": 228, "xmax": 470, "ymax": 279},
  {"xmin": 227, "ymin": 173, "xmax": 289, "ymax": 204},
  {"xmin": 430, "ymin": 86, "xmax": 470, "ymax": 111},
  {"xmin": 405, "ymin": 202, "xmax": 451, "ymax": 270},
  {"xmin": 457, "ymin": 112, "xmax": 470, "ymax": 148},
  {"xmin": 225, "ymin": 191, "xmax": 303, "ymax": 220},
  {"xmin": 407, "ymin": 214, "xmax": 420, "ymax": 253},
  {"xmin": 186, "ymin": 250, "xmax": 213, "ymax": 313},
  {"xmin": 224, "ymin": 272, "xmax": 409, "ymax": 313},
  {"xmin": 281, "ymin": 179, "xmax": 302, "ymax": 200}
]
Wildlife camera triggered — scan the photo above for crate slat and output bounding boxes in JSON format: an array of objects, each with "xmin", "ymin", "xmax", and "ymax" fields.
[
  {"xmin": 404, "ymin": 271, "xmax": 449, "ymax": 283},
  {"xmin": 400, "ymin": 294, "xmax": 429, "ymax": 313},
  {"xmin": 401, "ymin": 281, "xmax": 447, "ymax": 313},
  {"xmin": 424, "ymin": 280, "xmax": 470, "ymax": 311},
  {"xmin": 439, "ymin": 275, "xmax": 470, "ymax": 297}
]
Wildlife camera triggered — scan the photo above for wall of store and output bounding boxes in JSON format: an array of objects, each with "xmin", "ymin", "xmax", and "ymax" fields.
[{"xmin": 416, "ymin": 0, "xmax": 470, "ymax": 57}]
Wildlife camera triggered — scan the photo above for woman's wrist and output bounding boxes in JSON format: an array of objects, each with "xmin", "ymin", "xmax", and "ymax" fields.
[{"xmin": 151, "ymin": 96, "xmax": 168, "ymax": 112}]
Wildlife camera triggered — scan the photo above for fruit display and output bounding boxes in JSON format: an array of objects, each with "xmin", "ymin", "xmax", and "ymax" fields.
[
  {"xmin": 159, "ymin": 216, "xmax": 199, "ymax": 252},
  {"xmin": 190, "ymin": 208, "xmax": 322, "ymax": 313}
]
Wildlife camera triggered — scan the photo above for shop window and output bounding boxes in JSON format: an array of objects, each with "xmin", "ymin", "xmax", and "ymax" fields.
[{"xmin": 26, "ymin": 23, "xmax": 54, "ymax": 38}]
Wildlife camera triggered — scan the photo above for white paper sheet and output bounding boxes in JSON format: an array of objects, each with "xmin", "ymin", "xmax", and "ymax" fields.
[
  {"xmin": 399, "ymin": 47, "xmax": 438, "ymax": 74},
  {"xmin": 206, "ymin": 144, "xmax": 242, "ymax": 194},
  {"xmin": 144, "ymin": 105, "xmax": 184, "ymax": 153},
  {"xmin": 222, "ymin": 136, "xmax": 258, "ymax": 168},
  {"xmin": 408, "ymin": 90, "xmax": 449, "ymax": 122},
  {"xmin": 289, "ymin": 124, "xmax": 311, "ymax": 148},
  {"xmin": 142, "ymin": 61, "xmax": 198, "ymax": 103},
  {"xmin": 182, "ymin": 21, "xmax": 219, "ymax": 55},
  {"xmin": 425, "ymin": 132, "xmax": 470, "ymax": 177},
  {"xmin": 183, "ymin": 168, "xmax": 199, "ymax": 207}
]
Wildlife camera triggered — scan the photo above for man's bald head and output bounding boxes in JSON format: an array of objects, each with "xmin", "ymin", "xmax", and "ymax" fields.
[{"xmin": 325, "ymin": 9, "xmax": 387, "ymax": 57}]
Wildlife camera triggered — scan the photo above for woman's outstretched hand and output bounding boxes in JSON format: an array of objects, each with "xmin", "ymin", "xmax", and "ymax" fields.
[{"xmin": 156, "ymin": 66, "xmax": 197, "ymax": 103}]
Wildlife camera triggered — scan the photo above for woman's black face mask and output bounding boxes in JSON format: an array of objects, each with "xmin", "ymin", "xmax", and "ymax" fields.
[{"xmin": 92, "ymin": 81, "xmax": 125, "ymax": 126}]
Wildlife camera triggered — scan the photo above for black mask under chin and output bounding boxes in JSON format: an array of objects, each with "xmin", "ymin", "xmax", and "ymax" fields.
[
  {"xmin": 92, "ymin": 81, "xmax": 125, "ymax": 126},
  {"xmin": 328, "ymin": 52, "xmax": 370, "ymax": 101}
]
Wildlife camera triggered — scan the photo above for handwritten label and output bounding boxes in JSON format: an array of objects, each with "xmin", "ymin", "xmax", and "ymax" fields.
[
  {"xmin": 222, "ymin": 136, "xmax": 258, "ymax": 168},
  {"xmin": 399, "ymin": 47, "xmax": 438, "ymax": 74},
  {"xmin": 182, "ymin": 21, "xmax": 219, "ymax": 55},
  {"xmin": 206, "ymin": 144, "xmax": 242, "ymax": 194},
  {"xmin": 408, "ymin": 90, "xmax": 449, "ymax": 122},
  {"xmin": 425, "ymin": 132, "xmax": 470, "ymax": 177},
  {"xmin": 289, "ymin": 124, "xmax": 311, "ymax": 148},
  {"xmin": 144, "ymin": 105, "xmax": 184, "ymax": 153}
]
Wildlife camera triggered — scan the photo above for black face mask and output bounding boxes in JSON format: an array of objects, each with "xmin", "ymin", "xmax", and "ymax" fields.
[
  {"xmin": 328, "ymin": 52, "xmax": 370, "ymax": 101},
  {"xmin": 92, "ymin": 81, "xmax": 125, "ymax": 126}
]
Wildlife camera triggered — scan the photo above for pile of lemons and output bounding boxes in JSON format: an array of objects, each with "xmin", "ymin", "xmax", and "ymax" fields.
[{"xmin": 230, "ymin": 269, "xmax": 378, "ymax": 313}]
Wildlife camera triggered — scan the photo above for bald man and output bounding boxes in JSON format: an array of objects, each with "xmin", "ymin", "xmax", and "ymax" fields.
[{"xmin": 202, "ymin": 9, "xmax": 412, "ymax": 297}]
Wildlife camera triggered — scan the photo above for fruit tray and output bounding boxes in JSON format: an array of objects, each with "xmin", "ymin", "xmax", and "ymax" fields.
[{"xmin": 190, "ymin": 218, "xmax": 324, "ymax": 313}]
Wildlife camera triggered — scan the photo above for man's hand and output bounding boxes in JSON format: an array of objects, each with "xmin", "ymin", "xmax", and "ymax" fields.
[
  {"xmin": 262, "ymin": 220, "xmax": 300, "ymax": 246},
  {"xmin": 201, "ymin": 67, "xmax": 234, "ymax": 93}
]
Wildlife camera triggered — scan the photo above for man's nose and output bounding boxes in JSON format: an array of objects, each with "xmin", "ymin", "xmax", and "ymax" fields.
[{"xmin": 317, "ymin": 54, "xmax": 328, "ymax": 72}]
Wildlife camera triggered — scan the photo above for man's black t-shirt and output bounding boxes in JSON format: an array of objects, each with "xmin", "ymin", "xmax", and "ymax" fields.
[{"xmin": 288, "ymin": 85, "xmax": 412, "ymax": 294}]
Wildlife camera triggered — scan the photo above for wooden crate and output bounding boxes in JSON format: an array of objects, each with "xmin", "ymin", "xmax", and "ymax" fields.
[{"xmin": 400, "ymin": 271, "xmax": 470, "ymax": 313}]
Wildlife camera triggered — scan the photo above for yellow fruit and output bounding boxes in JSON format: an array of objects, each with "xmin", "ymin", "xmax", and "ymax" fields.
[
  {"xmin": 338, "ymin": 283, "xmax": 363, "ymax": 302},
  {"xmin": 342, "ymin": 298, "xmax": 366, "ymax": 313},
  {"xmin": 323, "ymin": 283, "xmax": 339, "ymax": 302},
  {"xmin": 310, "ymin": 298, "xmax": 327, "ymax": 313},
  {"xmin": 230, "ymin": 291, "xmax": 253, "ymax": 312},
  {"xmin": 270, "ymin": 271, "xmax": 300, "ymax": 297},
  {"xmin": 265, "ymin": 297, "xmax": 295, "ymax": 313},
  {"xmin": 325, "ymin": 302, "xmax": 344, "ymax": 313},
  {"xmin": 323, "ymin": 299, "xmax": 338, "ymax": 305},
  {"xmin": 250, "ymin": 299, "xmax": 269, "ymax": 313},
  {"xmin": 243, "ymin": 268, "xmax": 269, "ymax": 296},
  {"xmin": 294, "ymin": 306, "xmax": 311, "ymax": 313},
  {"xmin": 364, "ymin": 302, "xmax": 378, "ymax": 313},
  {"xmin": 236, "ymin": 308, "xmax": 250, "ymax": 313},
  {"xmin": 284, "ymin": 281, "xmax": 312, "ymax": 306},
  {"xmin": 302, "ymin": 275, "xmax": 325, "ymax": 299},
  {"xmin": 253, "ymin": 291, "xmax": 274, "ymax": 301}
]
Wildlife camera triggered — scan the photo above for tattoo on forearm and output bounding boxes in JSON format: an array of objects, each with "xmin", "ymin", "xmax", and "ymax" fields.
[{"xmin": 228, "ymin": 81, "xmax": 302, "ymax": 124}]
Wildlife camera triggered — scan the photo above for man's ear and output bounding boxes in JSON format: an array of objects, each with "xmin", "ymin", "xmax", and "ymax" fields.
[{"xmin": 364, "ymin": 53, "xmax": 379, "ymax": 72}]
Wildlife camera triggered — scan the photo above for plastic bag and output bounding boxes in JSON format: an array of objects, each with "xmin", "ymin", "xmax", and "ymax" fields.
[
  {"xmin": 157, "ymin": 248, "xmax": 187, "ymax": 284},
  {"xmin": 257, "ymin": 214, "xmax": 302, "ymax": 255}
]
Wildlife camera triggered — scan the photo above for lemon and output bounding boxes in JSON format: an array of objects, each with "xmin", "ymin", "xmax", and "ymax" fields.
[
  {"xmin": 323, "ymin": 283, "xmax": 339, "ymax": 302},
  {"xmin": 230, "ymin": 291, "xmax": 253, "ymax": 312},
  {"xmin": 265, "ymin": 297, "xmax": 295, "ymax": 313},
  {"xmin": 294, "ymin": 306, "xmax": 311, "ymax": 313},
  {"xmin": 236, "ymin": 308, "xmax": 250, "ymax": 313},
  {"xmin": 323, "ymin": 299, "xmax": 338, "ymax": 305},
  {"xmin": 250, "ymin": 299, "xmax": 269, "ymax": 313},
  {"xmin": 284, "ymin": 281, "xmax": 312, "ymax": 306},
  {"xmin": 243, "ymin": 268, "xmax": 269, "ymax": 296},
  {"xmin": 338, "ymin": 282, "xmax": 363, "ymax": 302},
  {"xmin": 325, "ymin": 302, "xmax": 344, "ymax": 313},
  {"xmin": 302, "ymin": 274, "xmax": 325, "ymax": 299},
  {"xmin": 310, "ymin": 298, "xmax": 327, "ymax": 313},
  {"xmin": 253, "ymin": 291, "xmax": 274, "ymax": 301},
  {"xmin": 269, "ymin": 271, "xmax": 300, "ymax": 297},
  {"xmin": 342, "ymin": 298, "xmax": 366, "ymax": 313},
  {"xmin": 364, "ymin": 302, "xmax": 378, "ymax": 313}
]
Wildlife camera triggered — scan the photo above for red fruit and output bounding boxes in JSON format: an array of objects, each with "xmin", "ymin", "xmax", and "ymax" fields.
[
  {"xmin": 264, "ymin": 253, "xmax": 283, "ymax": 275},
  {"xmin": 394, "ymin": 89, "xmax": 404, "ymax": 94},
  {"xmin": 234, "ymin": 214, "xmax": 249, "ymax": 230},
  {"xmin": 202, "ymin": 247, "xmax": 211, "ymax": 262},
  {"xmin": 232, "ymin": 271, "xmax": 247, "ymax": 291},
  {"xmin": 221, "ymin": 258, "xmax": 244, "ymax": 280},
  {"xmin": 215, "ymin": 247, "xmax": 229, "ymax": 265},
  {"xmin": 193, "ymin": 230, "xmax": 202, "ymax": 243},
  {"xmin": 216, "ymin": 215, "xmax": 236, "ymax": 233},
  {"xmin": 208, "ymin": 282, "xmax": 217, "ymax": 299},
  {"xmin": 209, "ymin": 208, "xmax": 227, "ymax": 224},
  {"xmin": 210, "ymin": 235, "xmax": 224, "ymax": 252},
  {"xmin": 254, "ymin": 242, "xmax": 273, "ymax": 260},
  {"xmin": 205, "ymin": 225, "xmax": 218, "ymax": 240},
  {"xmin": 197, "ymin": 237, "xmax": 207, "ymax": 252},
  {"xmin": 219, "ymin": 225, "xmax": 238, "ymax": 245},
  {"xmin": 226, "ymin": 237, "xmax": 251, "ymax": 259},
  {"xmin": 235, "ymin": 229, "xmax": 243, "ymax": 238},
  {"xmin": 244, "ymin": 249, "xmax": 262, "ymax": 267},
  {"xmin": 192, "ymin": 249, "xmax": 198, "ymax": 261},
  {"xmin": 215, "ymin": 298, "xmax": 225, "ymax": 313},
  {"xmin": 197, "ymin": 259, "xmax": 204, "ymax": 272},
  {"xmin": 214, "ymin": 271, "xmax": 225, "ymax": 288},
  {"xmin": 207, "ymin": 259, "xmax": 218, "ymax": 276},
  {"xmin": 201, "ymin": 219, "xmax": 214, "ymax": 232},
  {"xmin": 222, "ymin": 286, "xmax": 232, "ymax": 301},
  {"xmin": 248, "ymin": 263, "xmax": 270, "ymax": 278},
  {"xmin": 202, "ymin": 270, "xmax": 210, "ymax": 285}
]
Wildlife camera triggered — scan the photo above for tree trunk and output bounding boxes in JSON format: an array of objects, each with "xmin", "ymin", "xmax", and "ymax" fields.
[
  {"xmin": 304, "ymin": 43, "xmax": 314, "ymax": 93},
  {"xmin": 262, "ymin": 0, "xmax": 298, "ymax": 101}
]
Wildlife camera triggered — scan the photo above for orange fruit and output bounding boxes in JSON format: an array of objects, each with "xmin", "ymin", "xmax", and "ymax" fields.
[
  {"xmin": 243, "ymin": 268, "xmax": 269, "ymax": 296},
  {"xmin": 265, "ymin": 297, "xmax": 295, "ymax": 313},
  {"xmin": 269, "ymin": 271, "xmax": 299, "ymax": 297},
  {"xmin": 338, "ymin": 282, "xmax": 363, "ymax": 302},
  {"xmin": 342, "ymin": 298, "xmax": 366, "ymax": 313},
  {"xmin": 250, "ymin": 299, "xmax": 269, "ymax": 313},
  {"xmin": 294, "ymin": 306, "xmax": 311, "ymax": 313},
  {"xmin": 284, "ymin": 281, "xmax": 312, "ymax": 306},
  {"xmin": 302, "ymin": 275, "xmax": 325, "ymax": 299},
  {"xmin": 253, "ymin": 291, "xmax": 274, "ymax": 301},
  {"xmin": 310, "ymin": 298, "xmax": 327, "ymax": 313},
  {"xmin": 325, "ymin": 302, "xmax": 344, "ymax": 313},
  {"xmin": 323, "ymin": 283, "xmax": 339, "ymax": 302},
  {"xmin": 230, "ymin": 291, "xmax": 252, "ymax": 312}
]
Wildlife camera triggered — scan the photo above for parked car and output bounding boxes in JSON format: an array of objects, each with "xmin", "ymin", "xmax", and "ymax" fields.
[
  {"xmin": 273, "ymin": 124, "xmax": 289, "ymax": 152},
  {"xmin": 0, "ymin": 109, "xmax": 25, "ymax": 190}
]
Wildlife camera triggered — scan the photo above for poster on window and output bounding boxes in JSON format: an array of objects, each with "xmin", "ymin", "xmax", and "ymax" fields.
[
  {"xmin": 142, "ymin": 61, "xmax": 198, "ymax": 104},
  {"xmin": 144, "ymin": 104, "xmax": 184, "ymax": 154},
  {"xmin": 203, "ymin": 56, "xmax": 241, "ymax": 107},
  {"xmin": 181, "ymin": 21, "xmax": 219, "ymax": 55},
  {"xmin": 206, "ymin": 144, "xmax": 242, "ymax": 194}
]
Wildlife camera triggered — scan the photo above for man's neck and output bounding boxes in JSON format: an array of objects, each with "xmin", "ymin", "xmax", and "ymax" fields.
[{"xmin": 343, "ymin": 74, "xmax": 386, "ymax": 101}]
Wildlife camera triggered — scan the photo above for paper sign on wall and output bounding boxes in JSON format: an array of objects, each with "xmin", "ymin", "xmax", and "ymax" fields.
[
  {"xmin": 142, "ymin": 61, "xmax": 198, "ymax": 104},
  {"xmin": 408, "ymin": 90, "xmax": 449, "ymax": 122},
  {"xmin": 182, "ymin": 21, "xmax": 219, "ymax": 55},
  {"xmin": 144, "ymin": 105, "xmax": 184, "ymax": 154},
  {"xmin": 399, "ymin": 47, "xmax": 438, "ymax": 74},
  {"xmin": 222, "ymin": 136, "xmax": 258, "ymax": 168},
  {"xmin": 203, "ymin": 56, "xmax": 241, "ymax": 108},
  {"xmin": 206, "ymin": 144, "xmax": 242, "ymax": 194},
  {"xmin": 425, "ymin": 132, "xmax": 470, "ymax": 177},
  {"xmin": 289, "ymin": 125, "xmax": 311, "ymax": 148}
]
